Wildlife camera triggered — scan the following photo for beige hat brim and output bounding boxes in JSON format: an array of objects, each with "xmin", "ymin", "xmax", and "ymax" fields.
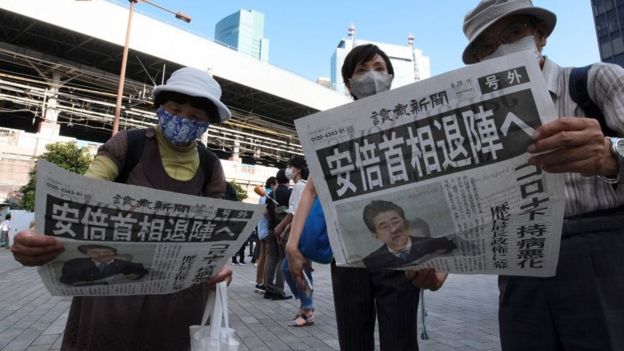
[{"xmin": 462, "ymin": 7, "xmax": 556, "ymax": 64}]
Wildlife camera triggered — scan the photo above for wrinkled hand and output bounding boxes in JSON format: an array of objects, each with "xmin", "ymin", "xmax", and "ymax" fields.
[
  {"xmin": 206, "ymin": 266, "xmax": 233, "ymax": 289},
  {"xmin": 276, "ymin": 231, "xmax": 284, "ymax": 245},
  {"xmin": 11, "ymin": 230, "xmax": 64, "ymax": 266},
  {"xmin": 286, "ymin": 244, "xmax": 308, "ymax": 291},
  {"xmin": 527, "ymin": 117, "xmax": 617, "ymax": 176},
  {"xmin": 405, "ymin": 268, "xmax": 448, "ymax": 291},
  {"xmin": 273, "ymin": 225, "xmax": 284, "ymax": 239}
]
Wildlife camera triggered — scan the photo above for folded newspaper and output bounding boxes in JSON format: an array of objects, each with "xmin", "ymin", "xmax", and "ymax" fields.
[
  {"xmin": 295, "ymin": 51, "xmax": 565, "ymax": 277},
  {"xmin": 35, "ymin": 160, "xmax": 262, "ymax": 296}
]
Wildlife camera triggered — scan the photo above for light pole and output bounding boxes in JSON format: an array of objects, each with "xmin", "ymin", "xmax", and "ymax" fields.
[{"xmin": 112, "ymin": 0, "xmax": 191, "ymax": 135}]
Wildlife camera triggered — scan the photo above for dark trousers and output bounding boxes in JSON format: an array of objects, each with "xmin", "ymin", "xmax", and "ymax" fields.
[
  {"xmin": 499, "ymin": 211, "xmax": 624, "ymax": 351},
  {"xmin": 248, "ymin": 239, "xmax": 256, "ymax": 257},
  {"xmin": 231, "ymin": 241, "xmax": 247, "ymax": 263},
  {"xmin": 0, "ymin": 231, "xmax": 8, "ymax": 248},
  {"xmin": 331, "ymin": 261, "xmax": 420, "ymax": 351},
  {"xmin": 253, "ymin": 239, "xmax": 261, "ymax": 261},
  {"xmin": 263, "ymin": 232, "xmax": 285, "ymax": 293}
]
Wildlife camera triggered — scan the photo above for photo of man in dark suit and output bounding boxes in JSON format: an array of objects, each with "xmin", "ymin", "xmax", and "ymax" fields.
[
  {"xmin": 60, "ymin": 244, "xmax": 148, "ymax": 286},
  {"xmin": 362, "ymin": 200, "xmax": 456, "ymax": 269}
]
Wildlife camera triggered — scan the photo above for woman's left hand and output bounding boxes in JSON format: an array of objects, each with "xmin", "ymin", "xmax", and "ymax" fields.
[
  {"xmin": 405, "ymin": 268, "xmax": 448, "ymax": 291},
  {"xmin": 206, "ymin": 265, "xmax": 233, "ymax": 289},
  {"xmin": 286, "ymin": 244, "xmax": 308, "ymax": 290}
]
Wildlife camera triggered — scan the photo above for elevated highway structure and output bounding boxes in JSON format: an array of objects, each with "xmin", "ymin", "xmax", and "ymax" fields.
[{"xmin": 0, "ymin": 0, "xmax": 349, "ymax": 167}]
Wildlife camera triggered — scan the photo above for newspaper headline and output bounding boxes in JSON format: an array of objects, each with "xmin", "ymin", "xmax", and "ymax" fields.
[
  {"xmin": 295, "ymin": 51, "xmax": 565, "ymax": 277},
  {"xmin": 35, "ymin": 160, "xmax": 262, "ymax": 296}
]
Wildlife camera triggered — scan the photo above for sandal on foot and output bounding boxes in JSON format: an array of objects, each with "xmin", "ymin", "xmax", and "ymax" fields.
[
  {"xmin": 289, "ymin": 312, "xmax": 314, "ymax": 327},
  {"xmin": 288, "ymin": 315, "xmax": 314, "ymax": 327}
]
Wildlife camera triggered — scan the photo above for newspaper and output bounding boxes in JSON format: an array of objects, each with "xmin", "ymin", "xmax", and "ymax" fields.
[
  {"xmin": 295, "ymin": 52, "xmax": 565, "ymax": 277},
  {"xmin": 35, "ymin": 160, "xmax": 262, "ymax": 296}
]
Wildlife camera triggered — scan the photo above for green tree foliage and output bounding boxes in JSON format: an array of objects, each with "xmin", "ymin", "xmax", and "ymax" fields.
[
  {"xmin": 19, "ymin": 142, "xmax": 92, "ymax": 211},
  {"xmin": 229, "ymin": 180, "xmax": 248, "ymax": 202}
]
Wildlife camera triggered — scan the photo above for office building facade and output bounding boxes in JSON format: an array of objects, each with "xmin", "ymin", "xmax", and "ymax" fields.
[
  {"xmin": 592, "ymin": 0, "xmax": 624, "ymax": 66},
  {"xmin": 215, "ymin": 9, "xmax": 269, "ymax": 62}
]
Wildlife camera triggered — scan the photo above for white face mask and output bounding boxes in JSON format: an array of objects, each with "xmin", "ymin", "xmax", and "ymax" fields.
[
  {"xmin": 483, "ymin": 36, "xmax": 543, "ymax": 64},
  {"xmin": 285, "ymin": 167, "xmax": 294, "ymax": 180},
  {"xmin": 349, "ymin": 71, "xmax": 394, "ymax": 99}
]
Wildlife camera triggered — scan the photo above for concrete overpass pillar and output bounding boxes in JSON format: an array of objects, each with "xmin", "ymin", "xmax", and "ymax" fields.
[
  {"xmin": 39, "ymin": 70, "xmax": 61, "ymax": 137},
  {"xmin": 231, "ymin": 139, "xmax": 241, "ymax": 162}
]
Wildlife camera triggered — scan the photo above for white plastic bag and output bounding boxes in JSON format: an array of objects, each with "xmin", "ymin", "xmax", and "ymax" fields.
[{"xmin": 190, "ymin": 282, "xmax": 239, "ymax": 351}]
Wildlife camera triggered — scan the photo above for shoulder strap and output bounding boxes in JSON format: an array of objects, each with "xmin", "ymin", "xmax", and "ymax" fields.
[
  {"xmin": 196, "ymin": 141, "xmax": 219, "ymax": 189},
  {"xmin": 569, "ymin": 65, "xmax": 615, "ymax": 136},
  {"xmin": 115, "ymin": 128, "xmax": 148, "ymax": 183},
  {"xmin": 264, "ymin": 191, "xmax": 279, "ymax": 206},
  {"xmin": 115, "ymin": 130, "xmax": 219, "ymax": 189}
]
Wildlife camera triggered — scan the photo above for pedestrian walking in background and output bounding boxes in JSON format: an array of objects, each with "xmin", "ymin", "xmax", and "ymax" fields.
[
  {"xmin": 262, "ymin": 169, "xmax": 292, "ymax": 300},
  {"xmin": 254, "ymin": 177, "xmax": 276, "ymax": 292},
  {"xmin": 1, "ymin": 213, "xmax": 11, "ymax": 249},
  {"xmin": 275, "ymin": 156, "xmax": 314, "ymax": 327},
  {"xmin": 225, "ymin": 182, "xmax": 248, "ymax": 265}
]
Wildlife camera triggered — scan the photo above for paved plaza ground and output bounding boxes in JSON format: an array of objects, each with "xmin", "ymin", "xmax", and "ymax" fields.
[{"xmin": 0, "ymin": 249, "xmax": 501, "ymax": 351}]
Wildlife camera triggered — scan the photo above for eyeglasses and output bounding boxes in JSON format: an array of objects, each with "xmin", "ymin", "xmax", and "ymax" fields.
[{"xmin": 471, "ymin": 22, "xmax": 536, "ymax": 60}]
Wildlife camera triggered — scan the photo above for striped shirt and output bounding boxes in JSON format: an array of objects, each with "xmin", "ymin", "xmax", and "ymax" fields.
[
  {"xmin": 288, "ymin": 179, "xmax": 307, "ymax": 215},
  {"xmin": 542, "ymin": 57, "xmax": 624, "ymax": 217}
]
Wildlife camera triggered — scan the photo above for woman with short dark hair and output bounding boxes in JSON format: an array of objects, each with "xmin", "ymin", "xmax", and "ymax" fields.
[{"xmin": 286, "ymin": 44, "xmax": 444, "ymax": 350}]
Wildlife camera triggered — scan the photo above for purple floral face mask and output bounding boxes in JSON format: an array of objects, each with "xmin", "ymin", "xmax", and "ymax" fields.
[{"xmin": 157, "ymin": 107, "xmax": 209, "ymax": 145}]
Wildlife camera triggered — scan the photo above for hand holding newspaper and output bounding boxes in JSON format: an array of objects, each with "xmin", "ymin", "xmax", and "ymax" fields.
[
  {"xmin": 295, "ymin": 51, "xmax": 565, "ymax": 277},
  {"xmin": 35, "ymin": 160, "xmax": 262, "ymax": 296}
]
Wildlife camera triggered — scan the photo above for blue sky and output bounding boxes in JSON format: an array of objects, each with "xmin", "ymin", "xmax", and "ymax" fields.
[{"xmin": 132, "ymin": 0, "xmax": 599, "ymax": 81}]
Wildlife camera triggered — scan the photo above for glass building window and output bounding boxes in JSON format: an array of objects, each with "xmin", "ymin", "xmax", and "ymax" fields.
[
  {"xmin": 605, "ymin": 0, "xmax": 615, "ymax": 11},
  {"xmin": 613, "ymin": 31, "xmax": 624, "ymax": 55},
  {"xmin": 614, "ymin": 52, "xmax": 624, "ymax": 66},
  {"xmin": 619, "ymin": 2, "xmax": 624, "ymax": 28},
  {"xmin": 601, "ymin": 36, "xmax": 614, "ymax": 58},
  {"xmin": 608, "ymin": 10, "xmax": 620, "ymax": 33},
  {"xmin": 596, "ymin": 14, "xmax": 608, "ymax": 37},
  {"xmin": 593, "ymin": 0, "xmax": 605, "ymax": 15}
]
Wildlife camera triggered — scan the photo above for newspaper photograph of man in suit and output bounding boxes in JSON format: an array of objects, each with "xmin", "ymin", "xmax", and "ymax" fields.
[
  {"xmin": 60, "ymin": 244, "xmax": 148, "ymax": 286},
  {"xmin": 362, "ymin": 200, "xmax": 457, "ymax": 269}
]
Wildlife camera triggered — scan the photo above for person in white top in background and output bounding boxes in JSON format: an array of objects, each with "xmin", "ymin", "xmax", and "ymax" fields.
[
  {"xmin": 0, "ymin": 213, "xmax": 11, "ymax": 249},
  {"xmin": 274, "ymin": 156, "xmax": 315, "ymax": 327}
]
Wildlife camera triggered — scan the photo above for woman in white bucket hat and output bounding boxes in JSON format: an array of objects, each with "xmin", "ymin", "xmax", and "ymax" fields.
[{"xmin": 11, "ymin": 67, "xmax": 234, "ymax": 351}]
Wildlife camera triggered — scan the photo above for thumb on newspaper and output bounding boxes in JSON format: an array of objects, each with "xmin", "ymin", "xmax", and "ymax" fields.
[
  {"xmin": 11, "ymin": 230, "xmax": 65, "ymax": 267},
  {"xmin": 206, "ymin": 266, "xmax": 233, "ymax": 290},
  {"xmin": 405, "ymin": 268, "xmax": 448, "ymax": 291}
]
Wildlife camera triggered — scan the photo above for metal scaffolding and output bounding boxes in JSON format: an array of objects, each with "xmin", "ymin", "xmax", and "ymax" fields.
[{"xmin": 0, "ymin": 47, "xmax": 304, "ymax": 165}]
